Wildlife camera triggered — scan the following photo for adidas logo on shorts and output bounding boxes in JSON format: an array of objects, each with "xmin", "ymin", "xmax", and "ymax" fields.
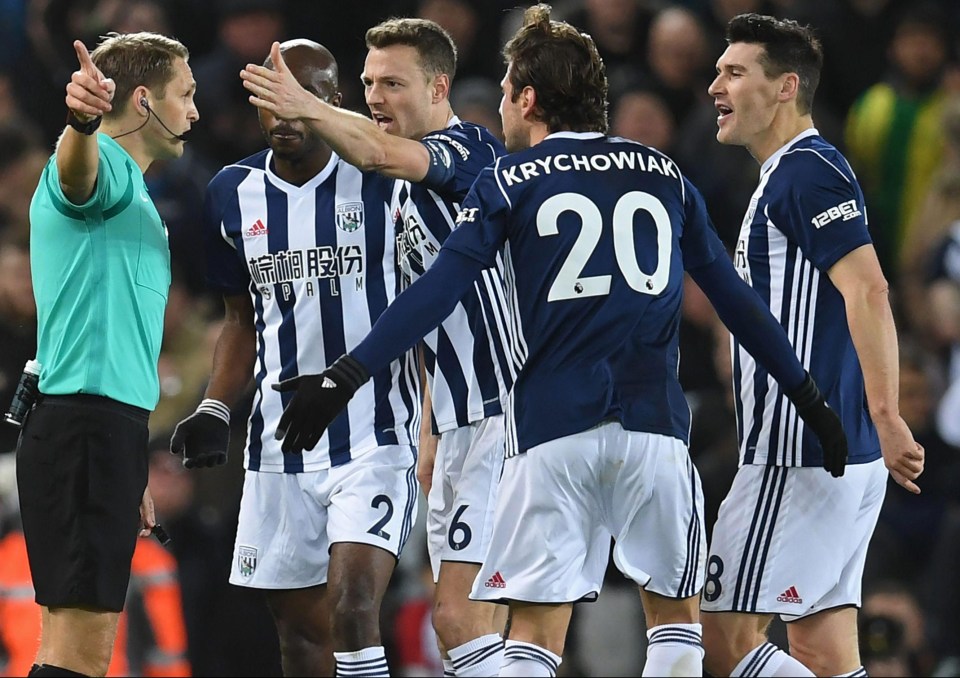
[
  {"xmin": 484, "ymin": 571, "xmax": 506, "ymax": 588},
  {"xmin": 776, "ymin": 586, "xmax": 803, "ymax": 604}
]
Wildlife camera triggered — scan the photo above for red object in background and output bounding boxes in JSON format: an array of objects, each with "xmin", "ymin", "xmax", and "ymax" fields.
[{"xmin": 0, "ymin": 530, "xmax": 191, "ymax": 676}]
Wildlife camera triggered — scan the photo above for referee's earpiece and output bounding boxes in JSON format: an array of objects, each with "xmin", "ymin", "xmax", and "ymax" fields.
[{"xmin": 133, "ymin": 94, "xmax": 188, "ymax": 142}]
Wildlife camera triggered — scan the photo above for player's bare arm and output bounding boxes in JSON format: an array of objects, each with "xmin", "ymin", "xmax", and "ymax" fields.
[
  {"xmin": 417, "ymin": 368, "xmax": 439, "ymax": 497},
  {"xmin": 170, "ymin": 294, "xmax": 255, "ymax": 469},
  {"xmin": 828, "ymin": 244, "xmax": 925, "ymax": 493},
  {"xmin": 205, "ymin": 294, "xmax": 258, "ymax": 405}
]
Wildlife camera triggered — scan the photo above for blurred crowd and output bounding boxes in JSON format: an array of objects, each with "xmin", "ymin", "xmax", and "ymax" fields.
[{"xmin": 1, "ymin": 0, "xmax": 959, "ymax": 675}]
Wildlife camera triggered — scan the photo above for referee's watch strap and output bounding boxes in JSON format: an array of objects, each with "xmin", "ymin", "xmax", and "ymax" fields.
[{"xmin": 66, "ymin": 110, "xmax": 102, "ymax": 135}]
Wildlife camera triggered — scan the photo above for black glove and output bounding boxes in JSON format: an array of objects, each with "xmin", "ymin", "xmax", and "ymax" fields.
[
  {"xmin": 785, "ymin": 372, "xmax": 847, "ymax": 477},
  {"xmin": 170, "ymin": 399, "xmax": 231, "ymax": 469},
  {"xmin": 272, "ymin": 354, "xmax": 369, "ymax": 455}
]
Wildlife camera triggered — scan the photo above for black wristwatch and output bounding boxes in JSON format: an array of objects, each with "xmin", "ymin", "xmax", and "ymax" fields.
[{"xmin": 66, "ymin": 110, "xmax": 102, "ymax": 135}]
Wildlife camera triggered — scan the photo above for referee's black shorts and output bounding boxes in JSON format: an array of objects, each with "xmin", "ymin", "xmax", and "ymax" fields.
[{"xmin": 16, "ymin": 394, "xmax": 150, "ymax": 612}]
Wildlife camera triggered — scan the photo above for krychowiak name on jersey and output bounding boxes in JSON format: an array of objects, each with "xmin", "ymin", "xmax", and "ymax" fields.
[
  {"xmin": 203, "ymin": 149, "xmax": 421, "ymax": 473},
  {"xmin": 732, "ymin": 128, "xmax": 881, "ymax": 469},
  {"xmin": 391, "ymin": 118, "xmax": 515, "ymax": 434},
  {"xmin": 442, "ymin": 132, "xmax": 729, "ymax": 459}
]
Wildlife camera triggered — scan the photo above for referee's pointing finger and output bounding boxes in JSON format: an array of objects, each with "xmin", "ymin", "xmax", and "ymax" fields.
[{"xmin": 74, "ymin": 40, "xmax": 96, "ymax": 73}]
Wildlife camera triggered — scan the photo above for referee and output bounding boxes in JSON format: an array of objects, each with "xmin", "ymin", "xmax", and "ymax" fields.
[{"xmin": 17, "ymin": 33, "xmax": 198, "ymax": 677}]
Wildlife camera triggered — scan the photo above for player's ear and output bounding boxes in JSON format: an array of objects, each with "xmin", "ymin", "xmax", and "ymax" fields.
[
  {"xmin": 432, "ymin": 73, "xmax": 450, "ymax": 104},
  {"xmin": 520, "ymin": 85, "xmax": 537, "ymax": 120},
  {"xmin": 779, "ymin": 72, "xmax": 799, "ymax": 104}
]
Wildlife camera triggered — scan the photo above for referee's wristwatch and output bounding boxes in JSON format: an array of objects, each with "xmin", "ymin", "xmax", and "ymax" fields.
[{"xmin": 66, "ymin": 109, "xmax": 102, "ymax": 135}]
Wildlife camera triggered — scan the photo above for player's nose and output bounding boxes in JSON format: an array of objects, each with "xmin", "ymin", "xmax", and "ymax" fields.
[
  {"xmin": 708, "ymin": 76, "xmax": 723, "ymax": 96},
  {"xmin": 365, "ymin": 82, "xmax": 384, "ymax": 105}
]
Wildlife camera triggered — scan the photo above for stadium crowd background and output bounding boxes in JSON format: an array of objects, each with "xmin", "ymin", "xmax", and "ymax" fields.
[{"xmin": 0, "ymin": 0, "xmax": 959, "ymax": 675}]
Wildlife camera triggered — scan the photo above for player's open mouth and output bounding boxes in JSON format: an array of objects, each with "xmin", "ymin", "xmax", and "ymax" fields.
[
  {"xmin": 372, "ymin": 113, "xmax": 394, "ymax": 128},
  {"xmin": 716, "ymin": 103, "xmax": 733, "ymax": 123}
]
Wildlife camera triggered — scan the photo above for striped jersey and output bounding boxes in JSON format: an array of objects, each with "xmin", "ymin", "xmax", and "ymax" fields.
[
  {"xmin": 393, "ymin": 117, "xmax": 514, "ymax": 433},
  {"xmin": 203, "ymin": 150, "xmax": 420, "ymax": 472},
  {"xmin": 443, "ymin": 132, "xmax": 727, "ymax": 457},
  {"xmin": 732, "ymin": 128, "xmax": 881, "ymax": 467}
]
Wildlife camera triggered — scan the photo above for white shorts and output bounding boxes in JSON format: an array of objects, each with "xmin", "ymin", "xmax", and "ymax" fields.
[
  {"xmin": 427, "ymin": 415, "xmax": 504, "ymax": 580},
  {"xmin": 230, "ymin": 445, "xmax": 418, "ymax": 589},
  {"xmin": 470, "ymin": 422, "xmax": 705, "ymax": 604},
  {"xmin": 700, "ymin": 459, "xmax": 887, "ymax": 620}
]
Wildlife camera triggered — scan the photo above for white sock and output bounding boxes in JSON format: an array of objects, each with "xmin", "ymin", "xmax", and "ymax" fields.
[
  {"xmin": 731, "ymin": 642, "xmax": 814, "ymax": 677},
  {"xmin": 643, "ymin": 623, "xmax": 704, "ymax": 676},
  {"xmin": 448, "ymin": 633, "xmax": 504, "ymax": 677},
  {"xmin": 334, "ymin": 646, "xmax": 390, "ymax": 677},
  {"xmin": 443, "ymin": 657, "xmax": 456, "ymax": 676},
  {"xmin": 834, "ymin": 667, "xmax": 868, "ymax": 677},
  {"xmin": 500, "ymin": 640, "xmax": 561, "ymax": 677}
]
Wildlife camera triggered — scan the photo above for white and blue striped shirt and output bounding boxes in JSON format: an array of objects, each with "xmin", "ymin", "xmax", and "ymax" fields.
[
  {"xmin": 203, "ymin": 149, "xmax": 420, "ymax": 471},
  {"xmin": 732, "ymin": 129, "xmax": 881, "ymax": 468},
  {"xmin": 394, "ymin": 118, "xmax": 515, "ymax": 433}
]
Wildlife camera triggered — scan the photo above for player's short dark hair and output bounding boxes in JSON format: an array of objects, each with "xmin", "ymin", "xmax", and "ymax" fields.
[
  {"xmin": 91, "ymin": 32, "xmax": 189, "ymax": 116},
  {"xmin": 365, "ymin": 18, "xmax": 457, "ymax": 83},
  {"xmin": 726, "ymin": 13, "xmax": 822, "ymax": 115},
  {"xmin": 502, "ymin": 3, "xmax": 608, "ymax": 134}
]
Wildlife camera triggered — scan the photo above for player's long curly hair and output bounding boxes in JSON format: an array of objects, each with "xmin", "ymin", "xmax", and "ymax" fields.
[{"xmin": 503, "ymin": 3, "xmax": 608, "ymax": 134}]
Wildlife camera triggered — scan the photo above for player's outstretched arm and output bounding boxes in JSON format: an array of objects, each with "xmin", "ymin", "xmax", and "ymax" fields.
[
  {"xmin": 272, "ymin": 354, "xmax": 369, "ymax": 454},
  {"xmin": 272, "ymin": 248, "xmax": 486, "ymax": 454},
  {"xmin": 829, "ymin": 244, "xmax": 925, "ymax": 493},
  {"xmin": 782, "ymin": 372, "xmax": 848, "ymax": 477},
  {"xmin": 240, "ymin": 41, "xmax": 432, "ymax": 181},
  {"xmin": 690, "ymin": 253, "xmax": 848, "ymax": 476}
]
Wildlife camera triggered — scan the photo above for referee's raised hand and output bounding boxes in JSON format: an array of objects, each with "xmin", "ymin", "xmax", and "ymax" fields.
[{"xmin": 66, "ymin": 40, "xmax": 115, "ymax": 121}]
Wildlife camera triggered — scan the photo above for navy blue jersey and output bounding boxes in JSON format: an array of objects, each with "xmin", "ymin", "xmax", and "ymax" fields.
[
  {"xmin": 444, "ymin": 132, "xmax": 727, "ymax": 456},
  {"xmin": 393, "ymin": 118, "xmax": 514, "ymax": 433},
  {"xmin": 732, "ymin": 129, "xmax": 881, "ymax": 467},
  {"xmin": 609, "ymin": 178, "xmax": 730, "ymax": 446},
  {"xmin": 203, "ymin": 150, "xmax": 420, "ymax": 472}
]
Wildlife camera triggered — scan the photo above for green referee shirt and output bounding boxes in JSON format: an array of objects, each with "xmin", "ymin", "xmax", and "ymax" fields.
[{"xmin": 29, "ymin": 134, "xmax": 170, "ymax": 411}]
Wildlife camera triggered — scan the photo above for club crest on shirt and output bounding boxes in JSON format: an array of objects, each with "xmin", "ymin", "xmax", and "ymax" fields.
[
  {"xmin": 237, "ymin": 545, "xmax": 258, "ymax": 577},
  {"xmin": 336, "ymin": 202, "xmax": 364, "ymax": 232}
]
